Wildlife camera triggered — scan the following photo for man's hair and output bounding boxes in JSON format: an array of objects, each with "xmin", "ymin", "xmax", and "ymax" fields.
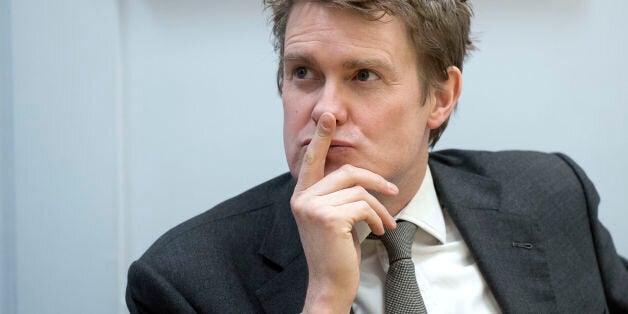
[{"xmin": 264, "ymin": 0, "xmax": 475, "ymax": 147}]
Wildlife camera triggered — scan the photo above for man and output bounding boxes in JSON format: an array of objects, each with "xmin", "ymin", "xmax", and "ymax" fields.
[{"xmin": 126, "ymin": 0, "xmax": 628, "ymax": 313}]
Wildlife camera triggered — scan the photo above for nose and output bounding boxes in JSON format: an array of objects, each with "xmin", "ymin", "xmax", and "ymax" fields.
[{"xmin": 311, "ymin": 80, "xmax": 348, "ymax": 126}]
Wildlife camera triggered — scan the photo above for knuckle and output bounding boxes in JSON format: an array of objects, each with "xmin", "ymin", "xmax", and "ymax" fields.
[
  {"xmin": 291, "ymin": 193, "xmax": 334, "ymax": 226},
  {"xmin": 297, "ymin": 205, "xmax": 332, "ymax": 225},
  {"xmin": 339, "ymin": 164, "xmax": 355, "ymax": 176},
  {"xmin": 290, "ymin": 194, "xmax": 306, "ymax": 213},
  {"xmin": 302, "ymin": 207, "xmax": 318, "ymax": 220},
  {"xmin": 356, "ymin": 200, "xmax": 370, "ymax": 211},
  {"xmin": 302, "ymin": 150, "xmax": 316, "ymax": 166},
  {"xmin": 353, "ymin": 185, "xmax": 368, "ymax": 196}
]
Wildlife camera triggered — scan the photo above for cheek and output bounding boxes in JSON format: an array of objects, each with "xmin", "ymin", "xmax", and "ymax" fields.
[
  {"xmin": 373, "ymin": 99, "xmax": 427, "ymax": 147},
  {"xmin": 282, "ymin": 106, "xmax": 297, "ymax": 145},
  {"xmin": 282, "ymin": 112, "xmax": 299, "ymax": 175},
  {"xmin": 283, "ymin": 107, "xmax": 305, "ymax": 139},
  {"xmin": 282, "ymin": 98, "xmax": 311, "ymax": 173},
  {"xmin": 283, "ymin": 89, "xmax": 315, "ymax": 138}
]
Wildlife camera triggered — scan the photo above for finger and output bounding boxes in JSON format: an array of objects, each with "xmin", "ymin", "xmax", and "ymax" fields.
[
  {"xmin": 295, "ymin": 112, "xmax": 336, "ymax": 191},
  {"xmin": 321, "ymin": 186, "xmax": 396, "ymax": 229},
  {"xmin": 309, "ymin": 164, "xmax": 399, "ymax": 197},
  {"xmin": 336, "ymin": 200, "xmax": 385, "ymax": 235}
]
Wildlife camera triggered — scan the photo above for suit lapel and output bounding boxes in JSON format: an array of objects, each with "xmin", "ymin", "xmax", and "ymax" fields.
[
  {"xmin": 254, "ymin": 178, "xmax": 309, "ymax": 313},
  {"xmin": 251, "ymin": 156, "xmax": 560, "ymax": 312},
  {"xmin": 429, "ymin": 157, "xmax": 558, "ymax": 313}
]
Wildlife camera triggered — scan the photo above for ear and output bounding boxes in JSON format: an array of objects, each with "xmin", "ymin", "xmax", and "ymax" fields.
[{"xmin": 427, "ymin": 66, "xmax": 462, "ymax": 130}]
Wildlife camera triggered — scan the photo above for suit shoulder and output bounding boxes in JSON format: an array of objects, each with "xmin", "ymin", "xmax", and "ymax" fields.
[
  {"xmin": 430, "ymin": 149, "xmax": 596, "ymax": 209},
  {"xmin": 140, "ymin": 172, "xmax": 294, "ymax": 261},
  {"xmin": 430, "ymin": 149, "xmax": 577, "ymax": 179}
]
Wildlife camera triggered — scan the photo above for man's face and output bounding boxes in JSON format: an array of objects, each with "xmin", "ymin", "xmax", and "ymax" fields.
[{"xmin": 282, "ymin": 1, "xmax": 435, "ymax": 189}]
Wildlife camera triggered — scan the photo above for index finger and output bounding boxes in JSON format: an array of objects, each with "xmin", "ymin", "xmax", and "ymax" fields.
[{"xmin": 295, "ymin": 112, "xmax": 336, "ymax": 191}]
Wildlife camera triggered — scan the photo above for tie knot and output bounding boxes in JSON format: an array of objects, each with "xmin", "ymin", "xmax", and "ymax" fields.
[{"xmin": 377, "ymin": 220, "xmax": 417, "ymax": 263}]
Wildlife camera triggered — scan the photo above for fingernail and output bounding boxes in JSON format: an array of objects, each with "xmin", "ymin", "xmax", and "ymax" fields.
[
  {"xmin": 320, "ymin": 120, "xmax": 331, "ymax": 131},
  {"xmin": 320, "ymin": 116, "xmax": 333, "ymax": 131},
  {"xmin": 388, "ymin": 182, "xmax": 398, "ymax": 193}
]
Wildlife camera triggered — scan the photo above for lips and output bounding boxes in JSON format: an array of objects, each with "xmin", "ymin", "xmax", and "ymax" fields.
[{"xmin": 302, "ymin": 139, "xmax": 354, "ymax": 148}]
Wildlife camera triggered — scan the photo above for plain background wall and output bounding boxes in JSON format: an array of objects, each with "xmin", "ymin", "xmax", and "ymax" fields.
[
  {"xmin": 4, "ymin": 0, "xmax": 123, "ymax": 313},
  {"xmin": 1, "ymin": 0, "xmax": 16, "ymax": 312},
  {"xmin": 1, "ymin": 0, "xmax": 626, "ymax": 313}
]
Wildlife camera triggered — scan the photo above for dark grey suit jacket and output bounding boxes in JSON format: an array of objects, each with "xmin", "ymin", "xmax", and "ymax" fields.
[{"xmin": 126, "ymin": 150, "xmax": 628, "ymax": 313}]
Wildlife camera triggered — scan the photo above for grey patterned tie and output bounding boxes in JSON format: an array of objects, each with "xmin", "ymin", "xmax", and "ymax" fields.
[{"xmin": 373, "ymin": 220, "xmax": 427, "ymax": 314}]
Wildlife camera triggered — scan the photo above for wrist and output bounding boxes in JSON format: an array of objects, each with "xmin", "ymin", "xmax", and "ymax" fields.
[{"xmin": 302, "ymin": 282, "xmax": 354, "ymax": 314}]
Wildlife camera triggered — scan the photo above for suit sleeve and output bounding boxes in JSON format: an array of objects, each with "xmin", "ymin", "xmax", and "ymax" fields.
[
  {"xmin": 126, "ymin": 260, "xmax": 197, "ymax": 314},
  {"xmin": 555, "ymin": 153, "xmax": 628, "ymax": 313}
]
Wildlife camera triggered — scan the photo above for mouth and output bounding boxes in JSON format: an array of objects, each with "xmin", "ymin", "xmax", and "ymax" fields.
[{"xmin": 302, "ymin": 139, "xmax": 354, "ymax": 148}]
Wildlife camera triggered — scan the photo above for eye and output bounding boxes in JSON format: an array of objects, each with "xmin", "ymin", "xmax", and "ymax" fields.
[
  {"xmin": 355, "ymin": 69, "xmax": 380, "ymax": 82},
  {"xmin": 294, "ymin": 66, "xmax": 312, "ymax": 79}
]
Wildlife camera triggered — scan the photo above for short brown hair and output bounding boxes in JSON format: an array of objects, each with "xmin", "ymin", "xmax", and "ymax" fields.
[{"xmin": 264, "ymin": 0, "xmax": 474, "ymax": 147}]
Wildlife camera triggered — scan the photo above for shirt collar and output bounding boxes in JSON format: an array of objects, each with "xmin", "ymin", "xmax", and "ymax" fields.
[{"xmin": 355, "ymin": 166, "xmax": 446, "ymax": 244}]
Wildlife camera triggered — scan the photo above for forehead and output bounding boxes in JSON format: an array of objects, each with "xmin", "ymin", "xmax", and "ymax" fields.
[
  {"xmin": 286, "ymin": 1, "xmax": 397, "ymax": 32},
  {"xmin": 284, "ymin": 1, "xmax": 413, "ymax": 59}
]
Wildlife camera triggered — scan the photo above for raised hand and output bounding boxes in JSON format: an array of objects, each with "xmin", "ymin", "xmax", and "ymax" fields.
[{"xmin": 291, "ymin": 112, "xmax": 399, "ymax": 313}]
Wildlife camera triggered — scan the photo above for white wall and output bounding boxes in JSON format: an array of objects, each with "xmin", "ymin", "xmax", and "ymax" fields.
[
  {"xmin": 1, "ymin": 0, "xmax": 626, "ymax": 313},
  {"xmin": 121, "ymin": 0, "xmax": 285, "ymax": 268},
  {"xmin": 1, "ymin": 0, "xmax": 16, "ymax": 312},
  {"xmin": 4, "ymin": 0, "xmax": 123, "ymax": 313}
]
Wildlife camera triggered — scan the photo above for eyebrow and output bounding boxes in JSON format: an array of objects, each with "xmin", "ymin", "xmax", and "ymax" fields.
[
  {"xmin": 283, "ymin": 53, "xmax": 319, "ymax": 68},
  {"xmin": 342, "ymin": 59, "xmax": 394, "ymax": 73},
  {"xmin": 284, "ymin": 53, "xmax": 395, "ymax": 74}
]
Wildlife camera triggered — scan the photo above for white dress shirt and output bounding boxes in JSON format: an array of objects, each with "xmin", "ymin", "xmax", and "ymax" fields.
[{"xmin": 353, "ymin": 167, "xmax": 501, "ymax": 314}]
